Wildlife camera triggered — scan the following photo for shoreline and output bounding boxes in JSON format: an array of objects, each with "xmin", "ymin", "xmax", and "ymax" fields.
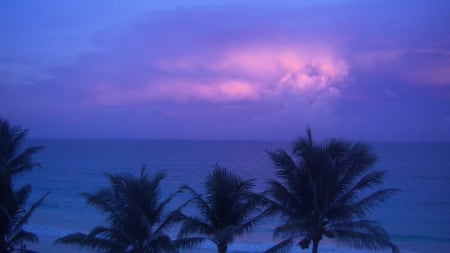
[
  {"xmin": 28, "ymin": 234, "xmax": 258, "ymax": 253},
  {"xmin": 24, "ymin": 233, "xmax": 425, "ymax": 253},
  {"xmin": 24, "ymin": 223, "xmax": 445, "ymax": 253}
]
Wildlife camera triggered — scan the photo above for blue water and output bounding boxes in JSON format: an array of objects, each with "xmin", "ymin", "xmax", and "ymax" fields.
[{"xmin": 17, "ymin": 139, "xmax": 450, "ymax": 253}]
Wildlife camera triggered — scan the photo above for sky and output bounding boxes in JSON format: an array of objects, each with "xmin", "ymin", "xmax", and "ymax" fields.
[{"xmin": 1, "ymin": 0, "xmax": 450, "ymax": 141}]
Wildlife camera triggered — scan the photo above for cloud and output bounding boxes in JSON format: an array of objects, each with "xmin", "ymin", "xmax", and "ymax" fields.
[
  {"xmin": 88, "ymin": 79, "xmax": 261, "ymax": 105},
  {"xmin": 24, "ymin": 7, "xmax": 353, "ymax": 110},
  {"xmin": 145, "ymin": 44, "xmax": 349, "ymax": 103},
  {"xmin": 2, "ymin": 0, "xmax": 450, "ymax": 139},
  {"xmin": 354, "ymin": 49, "xmax": 450, "ymax": 87},
  {"xmin": 25, "ymin": 1, "xmax": 448, "ymax": 111}
]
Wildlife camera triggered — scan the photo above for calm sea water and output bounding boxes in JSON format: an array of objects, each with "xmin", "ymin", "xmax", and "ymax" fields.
[{"xmin": 16, "ymin": 139, "xmax": 450, "ymax": 253}]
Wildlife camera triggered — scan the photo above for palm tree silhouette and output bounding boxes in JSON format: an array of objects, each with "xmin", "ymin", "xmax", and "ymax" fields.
[
  {"xmin": 264, "ymin": 128, "xmax": 399, "ymax": 253},
  {"xmin": 0, "ymin": 119, "xmax": 47, "ymax": 253},
  {"xmin": 55, "ymin": 166, "xmax": 194, "ymax": 253},
  {"xmin": 178, "ymin": 164, "xmax": 267, "ymax": 253}
]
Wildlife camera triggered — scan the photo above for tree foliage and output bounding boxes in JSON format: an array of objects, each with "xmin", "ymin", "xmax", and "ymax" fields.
[
  {"xmin": 178, "ymin": 164, "xmax": 267, "ymax": 253},
  {"xmin": 0, "ymin": 119, "xmax": 47, "ymax": 253},
  {"xmin": 264, "ymin": 127, "xmax": 399, "ymax": 253},
  {"xmin": 55, "ymin": 166, "xmax": 196, "ymax": 253}
]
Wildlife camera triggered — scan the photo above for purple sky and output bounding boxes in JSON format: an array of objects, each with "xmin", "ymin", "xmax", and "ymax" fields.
[{"xmin": 1, "ymin": 0, "xmax": 450, "ymax": 141}]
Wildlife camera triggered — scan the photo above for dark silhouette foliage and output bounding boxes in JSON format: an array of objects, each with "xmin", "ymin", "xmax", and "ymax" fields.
[
  {"xmin": 0, "ymin": 118, "xmax": 47, "ymax": 253},
  {"xmin": 264, "ymin": 127, "xmax": 399, "ymax": 253},
  {"xmin": 178, "ymin": 164, "xmax": 268, "ymax": 253},
  {"xmin": 55, "ymin": 166, "xmax": 196, "ymax": 253}
]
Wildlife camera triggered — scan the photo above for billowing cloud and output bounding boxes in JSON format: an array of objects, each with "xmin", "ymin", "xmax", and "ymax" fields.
[
  {"xmin": 87, "ymin": 43, "xmax": 349, "ymax": 105},
  {"xmin": 18, "ymin": 6, "xmax": 354, "ymax": 112},
  {"xmin": 57, "ymin": 49, "xmax": 348, "ymax": 111}
]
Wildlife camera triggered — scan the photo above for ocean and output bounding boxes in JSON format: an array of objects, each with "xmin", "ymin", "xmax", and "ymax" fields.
[{"xmin": 16, "ymin": 139, "xmax": 450, "ymax": 253}]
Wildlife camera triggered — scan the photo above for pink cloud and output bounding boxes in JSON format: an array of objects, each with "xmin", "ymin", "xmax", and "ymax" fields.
[
  {"xmin": 147, "ymin": 44, "xmax": 349, "ymax": 104},
  {"xmin": 155, "ymin": 80, "xmax": 261, "ymax": 102},
  {"xmin": 80, "ymin": 39, "xmax": 350, "ymax": 106},
  {"xmin": 354, "ymin": 48, "xmax": 450, "ymax": 87},
  {"xmin": 14, "ymin": 3, "xmax": 447, "ymax": 112},
  {"xmin": 87, "ymin": 79, "xmax": 261, "ymax": 105},
  {"xmin": 402, "ymin": 64, "xmax": 450, "ymax": 87}
]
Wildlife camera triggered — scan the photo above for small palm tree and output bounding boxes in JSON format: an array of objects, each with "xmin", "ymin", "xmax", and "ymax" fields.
[
  {"xmin": 0, "ymin": 185, "xmax": 48, "ymax": 253},
  {"xmin": 0, "ymin": 118, "xmax": 47, "ymax": 253},
  {"xmin": 55, "ymin": 167, "xmax": 193, "ymax": 253},
  {"xmin": 264, "ymin": 128, "xmax": 399, "ymax": 253},
  {"xmin": 178, "ymin": 164, "xmax": 267, "ymax": 253}
]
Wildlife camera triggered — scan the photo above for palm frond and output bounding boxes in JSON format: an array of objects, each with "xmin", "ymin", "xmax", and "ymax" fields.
[
  {"xmin": 341, "ymin": 143, "xmax": 377, "ymax": 182},
  {"xmin": 272, "ymin": 222, "xmax": 308, "ymax": 239},
  {"xmin": 178, "ymin": 216, "xmax": 213, "ymax": 237},
  {"xmin": 0, "ymin": 119, "xmax": 42, "ymax": 179},
  {"xmin": 335, "ymin": 171, "xmax": 387, "ymax": 204},
  {"xmin": 9, "ymin": 192, "xmax": 49, "ymax": 238},
  {"xmin": 232, "ymin": 206, "xmax": 270, "ymax": 237},
  {"xmin": 147, "ymin": 234, "xmax": 178, "ymax": 253},
  {"xmin": 332, "ymin": 220, "xmax": 399, "ymax": 253},
  {"xmin": 179, "ymin": 184, "xmax": 213, "ymax": 219},
  {"xmin": 11, "ymin": 185, "xmax": 32, "ymax": 221},
  {"xmin": 264, "ymin": 180, "xmax": 299, "ymax": 216},
  {"xmin": 155, "ymin": 189, "xmax": 177, "ymax": 212},
  {"xmin": 349, "ymin": 188, "xmax": 400, "ymax": 218},
  {"xmin": 55, "ymin": 232, "xmax": 124, "ymax": 251},
  {"xmin": 153, "ymin": 197, "xmax": 192, "ymax": 236},
  {"xmin": 82, "ymin": 190, "xmax": 115, "ymax": 212},
  {"xmin": 266, "ymin": 150, "xmax": 298, "ymax": 186},
  {"xmin": 8, "ymin": 229, "xmax": 38, "ymax": 244},
  {"xmin": 173, "ymin": 236, "xmax": 205, "ymax": 249},
  {"xmin": 264, "ymin": 237, "xmax": 294, "ymax": 253},
  {"xmin": 7, "ymin": 146, "xmax": 43, "ymax": 177},
  {"xmin": 13, "ymin": 185, "xmax": 32, "ymax": 204}
]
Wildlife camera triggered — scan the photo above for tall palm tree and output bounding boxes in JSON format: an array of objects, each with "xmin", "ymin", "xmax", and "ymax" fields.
[
  {"xmin": 264, "ymin": 128, "xmax": 399, "ymax": 253},
  {"xmin": 0, "ymin": 118, "xmax": 47, "ymax": 253},
  {"xmin": 178, "ymin": 164, "xmax": 267, "ymax": 253},
  {"xmin": 55, "ymin": 166, "xmax": 195, "ymax": 253}
]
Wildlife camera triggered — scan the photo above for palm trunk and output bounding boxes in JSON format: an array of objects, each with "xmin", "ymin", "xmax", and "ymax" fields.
[
  {"xmin": 311, "ymin": 239, "xmax": 319, "ymax": 253},
  {"xmin": 217, "ymin": 242, "xmax": 227, "ymax": 253}
]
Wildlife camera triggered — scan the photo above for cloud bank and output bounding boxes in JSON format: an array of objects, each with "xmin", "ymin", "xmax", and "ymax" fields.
[{"xmin": 1, "ymin": 0, "xmax": 450, "ymax": 140}]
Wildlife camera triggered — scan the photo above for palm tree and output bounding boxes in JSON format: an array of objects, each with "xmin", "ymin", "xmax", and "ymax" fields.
[
  {"xmin": 0, "ymin": 118, "xmax": 47, "ymax": 253},
  {"xmin": 264, "ymin": 128, "xmax": 399, "ymax": 253},
  {"xmin": 55, "ymin": 166, "xmax": 195, "ymax": 253},
  {"xmin": 0, "ymin": 119, "xmax": 42, "ymax": 181},
  {"xmin": 178, "ymin": 164, "xmax": 267, "ymax": 253},
  {"xmin": 0, "ymin": 185, "xmax": 48, "ymax": 253}
]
